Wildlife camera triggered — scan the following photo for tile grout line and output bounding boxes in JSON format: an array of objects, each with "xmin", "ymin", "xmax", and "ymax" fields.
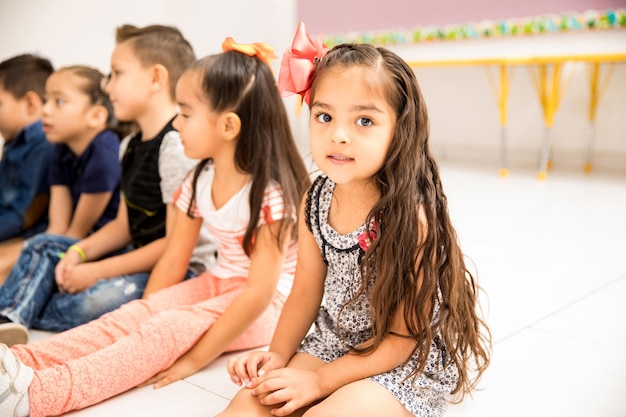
[
  {"xmin": 494, "ymin": 273, "xmax": 626, "ymax": 344},
  {"xmin": 181, "ymin": 379, "xmax": 235, "ymax": 401}
]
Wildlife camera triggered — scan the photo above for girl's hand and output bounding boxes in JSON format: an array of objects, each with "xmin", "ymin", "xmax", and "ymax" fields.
[
  {"xmin": 227, "ymin": 351, "xmax": 287, "ymax": 388},
  {"xmin": 139, "ymin": 356, "xmax": 200, "ymax": 389},
  {"xmin": 54, "ymin": 250, "xmax": 82, "ymax": 291},
  {"xmin": 56, "ymin": 262, "xmax": 102, "ymax": 293},
  {"xmin": 252, "ymin": 368, "xmax": 324, "ymax": 416}
]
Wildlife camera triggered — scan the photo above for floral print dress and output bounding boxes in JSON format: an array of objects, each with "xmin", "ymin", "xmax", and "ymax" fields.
[{"xmin": 298, "ymin": 175, "xmax": 460, "ymax": 417}]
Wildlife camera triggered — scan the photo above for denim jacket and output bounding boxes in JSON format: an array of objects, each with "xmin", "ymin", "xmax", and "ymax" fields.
[{"xmin": 0, "ymin": 120, "xmax": 54, "ymax": 241}]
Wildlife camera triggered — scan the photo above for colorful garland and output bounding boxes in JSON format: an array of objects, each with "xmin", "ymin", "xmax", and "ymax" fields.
[{"xmin": 323, "ymin": 8, "xmax": 626, "ymax": 47}]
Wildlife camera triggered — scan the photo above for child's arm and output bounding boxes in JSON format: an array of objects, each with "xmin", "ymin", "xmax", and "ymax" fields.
[
  {"xmin": 142, "ymin": 206, "xmax": 202, "ymax": 297},
  {"xmin": 81, "ymin": 202, "xmax": 177, "ymax": 276},
  {"xmin": 61, "ymin": 191, "xmax": 115, "ymax": 238},
  {"xmin": 62, "ymin": 198, "xmax": 133, "ymax": 259},
  {"xmin": 55, "ymin": 199, "xmax": 133, "ymax": 291},
  {"xmin": 143, "ymin": 218, "xmax": 293, "ymax": 389},
  {"xmin": 48, "ymin": 188, "xmax": 115, "ymax": 237},
  {"xmin": 46, "ymin": 133, "xmax": 121, "ymax": 238},
  {"xmin": 253, "ymin": 311, "xmax": 418, "ymax": 416},
  {"xmin": 0, "ymin": 138, "xmax": 52, "ymax": 241},
  {"xmin": 45, "ymin": 186, "xmax": 73, "ymax": 234},
  {"xmin": 251, "ymin": 208, "xmax": 430, "ymax": 415},
  {"xmin": 21, "ymin": 192, "xmax": 49, "ymax": 231},
  {"xmin": 0, "ymin": 137, "xmax": 49, "ymax": 272},
  {"xmin": 266, "ymin": 201, "xmax": 327, "ymax": 359},
  {"xmin": 56, "ymin": 201, "xmax": 175, "ymax": 293},
  {"xmin": 228, "ymin": 199, "xmax": 327, "ymax": 383},
  {"xmin": 46, "ymin": 186, "xmax": 113, "ymax": 237}
]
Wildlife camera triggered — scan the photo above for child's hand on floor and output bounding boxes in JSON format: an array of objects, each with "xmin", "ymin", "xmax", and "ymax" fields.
[{"xmin": 139, "ymin": 354, "xmax": 201, "ymax": 389}]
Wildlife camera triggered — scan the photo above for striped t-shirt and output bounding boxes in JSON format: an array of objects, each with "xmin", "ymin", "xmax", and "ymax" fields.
[{"xmin": 174, "ymin": 164, "xmax": 297, "ymax": 297}]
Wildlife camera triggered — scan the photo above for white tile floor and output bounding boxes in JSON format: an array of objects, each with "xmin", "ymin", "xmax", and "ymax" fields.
[{"xmin": 29, "ymin": 161, "xmax": 626, "ymax": 416}]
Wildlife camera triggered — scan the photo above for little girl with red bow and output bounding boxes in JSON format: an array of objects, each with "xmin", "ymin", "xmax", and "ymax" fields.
[{"xmin": 220, "ymin": 22, "xmax": 491, "ymax": 417}]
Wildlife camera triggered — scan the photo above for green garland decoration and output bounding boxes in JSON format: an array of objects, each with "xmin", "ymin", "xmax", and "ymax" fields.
[{"xmin": 323, "ymin": 8, "xmax": 626, "ymax": 47}]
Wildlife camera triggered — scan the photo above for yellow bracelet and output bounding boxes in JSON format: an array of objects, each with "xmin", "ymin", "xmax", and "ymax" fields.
[{"xmin": 67, "ymin": 245, "xmax": 87, "ymax": 262}]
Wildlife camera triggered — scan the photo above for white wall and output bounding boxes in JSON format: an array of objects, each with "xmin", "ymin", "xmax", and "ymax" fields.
[
  {"xmin": 389, "ymin": 30, "xmax": 626, "ymax": 172},
  {"xmin": 0, "ymin": 0, "xmax": 301, "ymax": 149},
  {"xmin": 0, "ymin": 0, "xmax": 297, "ymax": 72}
]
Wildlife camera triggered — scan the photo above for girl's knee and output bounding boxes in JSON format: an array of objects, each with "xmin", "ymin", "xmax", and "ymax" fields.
[
  {"xmin": 303, "ymin": 403, "xmax": 365, "ymax": 417},
  {"xmin": 217, "ymin": 389, "xmax": 269, "ymax": 417},
  {"xmin": 303, "ymin": 380, "xmax": 411, "ymax": 417},
  {"xmin": 302, "ymin": 405, "xmax": 330, "ymax": 417}
]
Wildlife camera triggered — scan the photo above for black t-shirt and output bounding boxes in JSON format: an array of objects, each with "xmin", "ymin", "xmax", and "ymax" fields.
[{"xmin": 120, "ymin": 120, "xmax": 174, "ymax": 248}]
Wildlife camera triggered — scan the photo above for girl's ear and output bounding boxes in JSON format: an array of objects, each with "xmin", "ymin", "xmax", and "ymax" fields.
[
  {"xmin": 222, "ymin": 111, "xmax": 241, "ymax": 141},
  {"xmin": 150, "ymin": 63, "xmax": 170, "ymax": 93},
  {"xmin": 23, "ymin": 91, "xmax": 43, "ymax": 115},
  {"xmin": 87, "ymin": 105, "xmax": 108, "ymax": 129}
]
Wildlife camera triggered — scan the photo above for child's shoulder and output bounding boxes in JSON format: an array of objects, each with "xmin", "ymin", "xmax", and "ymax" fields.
[
  {"xmin": 118, "ymin": 130, "xmax": 141, "ymax": 161},
  {"xmin": 262, "ymin": 179, "xmax": 285, "ymax": 204},
  {"xmin": 120, "ymin": 121, "xmax": 175, "ymax": 157},
  {"xmin": 158, "ymin": 129, "xmax": 195, "ymax": 167},
  {"xmin": 23, "ymin": 120, "xmax": 48, "ymax": 144},
  {"xmin": 156, "ymin": 126, "xmax": 197, "ymax": 200},
  {"xmin": 308, "ymin": 174, "xmax": 331, "ymax": 197},
  {"xmin": 154, "ymin": 121, "xmax": 185, "ymax": 158},
  {"xmin": 90, "ymin": 130, "xmax": 121, "ymax": 150},
  {"xmin": 9, "ymin": 120, "xmax": 52, "ymax": 156},
  {"xmin": 311, "ymin": 173, "xmax": 328, "ymax": 187}
]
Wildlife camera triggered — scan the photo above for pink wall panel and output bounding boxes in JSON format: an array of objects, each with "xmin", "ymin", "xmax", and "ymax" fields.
[{"xmin": 297, "ymin": 0, "xmax": 626, "ymax": 34}]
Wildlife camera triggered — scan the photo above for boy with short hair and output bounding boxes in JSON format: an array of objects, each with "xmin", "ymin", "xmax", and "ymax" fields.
[
  {"xmin": 0, "ymin": 54, "xmax": 54, "ymax": 243},
  {"xmin": 0, "ymin": 25, "xmax": 215, "ymax": 341}
]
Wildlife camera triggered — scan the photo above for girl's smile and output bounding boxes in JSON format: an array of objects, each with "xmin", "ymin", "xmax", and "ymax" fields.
[{"xmin": 327, "ymin": 153, "xmax": 354, "ymax": 164}]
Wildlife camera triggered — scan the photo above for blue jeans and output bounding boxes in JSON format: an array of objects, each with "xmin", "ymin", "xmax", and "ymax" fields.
[{"xmin": 0, "ymin": 233, "xmax": 196, "ymax": 331}]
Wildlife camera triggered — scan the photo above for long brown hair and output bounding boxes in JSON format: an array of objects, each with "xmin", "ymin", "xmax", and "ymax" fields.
[
  {"xmin": 187, "ymin": 51, "xmax": 310, "ymax": 254},
  {"xmin": 310, "ymin": 44, "xmax": 491, "ymax": 398}
]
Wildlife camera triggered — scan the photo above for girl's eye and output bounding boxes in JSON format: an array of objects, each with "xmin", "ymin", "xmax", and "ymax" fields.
[
  {"xmin": 101, "ymin": 74, "xmax": 111, "ymax": 89},
  {"xmin": 356, "ymin": 117, "xmax": 373, "ymax": 127},
  {"xmin": 314, "ymin": 113, "xmax": 332, "ymax": 123},
  {"xmin": 107, "ymin": 70, "xmax": 121, "ymax": 82},
  {"xmin": 55, "ymin": 98, "xmax": 65, "ymax": 106}
]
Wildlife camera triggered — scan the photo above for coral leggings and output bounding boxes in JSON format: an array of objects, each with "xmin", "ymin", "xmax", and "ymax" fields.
[{"xmin": 11, "ymin": 273, "xmax": 284, "ymax": 417}]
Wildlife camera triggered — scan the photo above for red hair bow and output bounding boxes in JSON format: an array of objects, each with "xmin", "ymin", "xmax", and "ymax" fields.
[
  {"xmin": 277, "ymin": 22, "xmax": 328, "ymax": 106},
  {"xmin": 222, "ymin": 37, "xmax": 277, "ymax": 67}
]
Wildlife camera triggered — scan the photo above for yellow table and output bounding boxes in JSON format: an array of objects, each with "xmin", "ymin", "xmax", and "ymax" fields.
[{"xmin": 407, "ymin": 53, "xmax": 626, "ymax": 179}]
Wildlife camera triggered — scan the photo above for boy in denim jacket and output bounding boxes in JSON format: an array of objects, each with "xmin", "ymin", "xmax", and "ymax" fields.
[{"xmin": 0, "ymin": 54, "xmax": 54, "ymax": 243}]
